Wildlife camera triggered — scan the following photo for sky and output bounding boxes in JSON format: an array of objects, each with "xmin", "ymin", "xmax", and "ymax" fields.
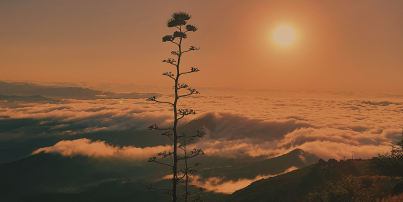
[{"xmin": 1, "ymin": 0, "xmax": 403, "ymax": 92}]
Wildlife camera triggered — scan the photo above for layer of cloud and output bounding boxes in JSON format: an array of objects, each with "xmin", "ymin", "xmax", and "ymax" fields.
[
  {"xmin": 162, "ymin": 166, "xmax": 299, "ymax": 194},
  {"xmin": 1, "ymin": 91, "xmax": 401, "ymax": 161},
  {"xmin": 32, "ymin": 138, "xmax": 172, "ymax": 160},
  {"xmin": 187, "ymin": 117, "xmax": 401, "ymax": 160}
]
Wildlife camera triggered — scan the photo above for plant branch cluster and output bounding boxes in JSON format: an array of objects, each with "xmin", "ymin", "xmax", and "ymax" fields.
[
  {"xmin": 147, "ymin": 123, "xmax": 172, "ymax": 131},
  {"xmin": 147, "ymin": 11, "xmax": 203, "ymax": 202},
  {"xmin": 180, "ymin": 67, "xmax": 200, "ymax": 76},
  {"xmin": 147, "ymin": 130, "xmax": 205, "ymax": 201},
  {"xmin": 181, "ymin": 46, "xmax": 200, "ymax": 54},
  {"xmin": 147, "ymin": 96, "xmax": 174, "ymax": 106},
  {"xmin": 163, "ymin": 58, "xmax": 177, "ymax": 66},
  {"xmin": 163, "ymin": 72, "xmax": 175, "ymax": 80},
  {"xmin": 178, "ymin": 109, "xmax": 196, "ymax": 120}
]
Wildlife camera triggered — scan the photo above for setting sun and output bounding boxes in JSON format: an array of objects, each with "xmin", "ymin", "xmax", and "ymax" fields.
[
  {"xmin": 273, "ymin": 26, "xmax": 296, "ymax": 46},
  {"xmin": 1, "ymin": 1, "xmax": 403, "ymax": 201}
]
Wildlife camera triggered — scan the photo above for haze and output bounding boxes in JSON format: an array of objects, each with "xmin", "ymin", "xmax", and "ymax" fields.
[{"xmin": 1, "ymin": 0, "xmax": 403, "ymax": 92}]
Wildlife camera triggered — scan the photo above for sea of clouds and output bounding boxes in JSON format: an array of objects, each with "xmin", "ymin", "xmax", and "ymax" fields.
[{"xmin": 1, "ymin": 90, "xmax": 402, "ymax": 162}]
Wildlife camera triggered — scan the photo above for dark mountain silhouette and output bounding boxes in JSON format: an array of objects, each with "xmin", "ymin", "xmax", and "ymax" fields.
[
  {"xmin": 26, "ymin": 179, "xmax": 228, "ymax": 202},
  {"xmin": 3, "ymin": 150, "xmax": 400, "ymax": 202},
  {"xmin": 0, "ymin": 81, "xmax": 160, "ymax": 100},
  {"xmin": 223, "ymin": 164, "xmax": 317, "ymax": 202},
  {"xmin": 0, "ymin": 94, "xmax": 54, "ymax": 102},
  {"xmin": 0, "ymin": 149, "xmax": 318, "ymax": 202},
  {"xmin": 224, "ymin": 159, "xmax": 401, "ymax": 202},
  {"xmin": 197, "ymin": 149, "xmax": 318, "ymax": 180},
  {"xmin": 0, "ymin": 152, "xmax": 166, "ymax": 202}
]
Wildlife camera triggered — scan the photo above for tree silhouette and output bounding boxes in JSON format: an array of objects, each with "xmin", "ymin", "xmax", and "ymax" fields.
[
  {"xmin": 146, "ymin": 12, "xmax": 203, "ymax": 202},
  {"xmin": 372, "ymin": 128, "xmax": 403, "ymax": 177},
  {"xmin": 177, "ymin": 132, "xmax": 205, "ymax": 201}
]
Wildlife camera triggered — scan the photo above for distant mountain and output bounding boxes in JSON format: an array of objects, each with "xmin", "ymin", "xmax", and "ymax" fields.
[
  {"xmin": 0, "ymin": 149, "xmax": 318, "ymax": 202},
  {"xmin": 0, "ymin": 153, "xmax": 166, "ymax": 202},
  {"xmin": 0, "ymin": 81, "xmax": 160, "ymax": 100},
  {"xmin": 26, "ymin": 179, "xmax": 228, "ymax": 202},
  {"xmin": 19, "ymin": 155, "xmax": 400, "ymax": 202},
  {"xmin": 0, "ymin": 94, "xmax": 54, "ymax": 102},
  {"xmin": 197, "ymin": 149, "xmax": 319, "ymax": 180}
]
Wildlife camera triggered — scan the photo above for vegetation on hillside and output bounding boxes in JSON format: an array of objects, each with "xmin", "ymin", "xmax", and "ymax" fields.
[{"xmin": 226, "ymin": 131, "xmax": 403, "ymax": 202}]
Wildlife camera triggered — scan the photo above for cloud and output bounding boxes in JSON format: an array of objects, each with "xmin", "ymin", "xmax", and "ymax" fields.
[
  {"xmin": 162, "ymin": 166, "xmax": 299, "ymax": 194},
  {"xmin": 192, "ymin": 138, "xmax": 286, "ymax": 158},
  {"xmin": 0, "ymin": 98, "xmax": 174, "ymax": 138},
  {"xmin": 188, "ymin": 113, "xmax": 313, "ymax": 142},
  {"xmin": 1, "ymin": 90, "xmax": 402, "ymax": 162},
  {"xmin": 184, "ymin": 120, "xmax": 400, "ymax": 160},
  {"xmin": 32, "ymin": 138, "xmax": 172, "ymax": 160},
  {"xmin": 297, "ymin": 141, "xmax": 391, "ymax": 160}
]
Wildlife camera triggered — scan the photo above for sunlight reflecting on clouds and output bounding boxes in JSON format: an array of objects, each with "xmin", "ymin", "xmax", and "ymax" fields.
[
  {"xmin": 161, "ymin": 166, "xmax": 299, "ymax": 194},
  {"xmin": 32, "ymin": 138, "xmax": 172, "ymax": 160},
  {"xmin": 1, "ymin": 90, "xmax": 401, "ymax": 161}
]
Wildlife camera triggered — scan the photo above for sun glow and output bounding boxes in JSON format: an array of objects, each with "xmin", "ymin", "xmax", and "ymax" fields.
[{"xmin": 273, "ymin": 26, "xmax": 297, "ymax": 46}]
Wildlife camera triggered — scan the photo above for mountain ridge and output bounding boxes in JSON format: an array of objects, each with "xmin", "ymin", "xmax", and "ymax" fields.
[{"xmin": 0, "ymin": 81, "xmax": 160, "ymax": 100}]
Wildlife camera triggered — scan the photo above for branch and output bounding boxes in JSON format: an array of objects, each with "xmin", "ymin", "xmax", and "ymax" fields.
[
  {"xmin": 161, "ymin": 131, "xmax": 174, "ymax": 142},
  {"xmin": 146, "ymin": 185, "xmax": 174, "ymax": 200},
  {"xmin": 179, "ymin": 167, "xmax": 199, "ymax": 176},
  {"xmin": 148, "ymin": 157, "xmax": 174, "ymax": 167},
  {"xmin": 170, "ymin": 40, "xmax": 179, "ymax": 46},
  {"xmin": 180, "ymin": 67, "xmax": 200, "ymax": 75},
  {"xmin": 178, "ymin": 132, "xmax": 200, "ymax": 146},
  {"xmin": 162, "ymin": 72, "xmax": 175, "ymax": 80},
  {"xmin": 178, "ymin": 143, "xmax": 188, "ymax": 151},
  {"xmin": 178, "ymin": 149, "xmax": 204, "ymax": 160},
  {"xmin": 189, "ymin": 196, "xmax": 203, "ymax": 202},
  {"xmin": 178, "ymin": 173, "xmax": 187, "ymax": 180},
  {"xmin": 148, "ymin": 124, "xmax": 173, "ymax": 131},
  {"xmin": 178, "ymin": 87, "xmax": 200, "ymax": 98},
  {"xmin": 171, "ymin": 51, "xmax": 180, "ymax": 56},
  {"xmin": 147, "ymin": 96, "xmax": 173, "ymax": 106},
  {"xmin": 176, "ymin": 83, "xmax": 189, "ymax": 90},
  {"xmin": 177, "ymin": 109, "xmax": 196, "ymax": 120},
  {"xmin": 181, "ymin": 46, "xmax": 200, "ymax": 54},
  {"xmin": 145, "ymin": 184, "xmax": 172, "ymax": 192},
  {"xmin": 162, "ymin": 58, "xmax": 177, "ymax": 66},
  {"xmin": 196, "ymin": 130, "xmax": 205, "ymax": 138},
  {"xmin": 158, "ymin": 150, "xmax": 174, "ymax": 158},
  {"xmin": 179, "ymin": 131, "xmax": 205, "ymax": 139}
]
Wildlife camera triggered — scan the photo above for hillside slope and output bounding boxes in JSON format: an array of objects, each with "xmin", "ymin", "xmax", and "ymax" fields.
[{"xmin": 224, "ymin": 159, "xmax": 403, "ymax": 202}]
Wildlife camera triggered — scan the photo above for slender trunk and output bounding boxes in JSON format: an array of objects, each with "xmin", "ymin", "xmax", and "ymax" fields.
[
  {"xmin": 172, "ymin": 26, "xmax": 183, "ymax": 202},
  {"xmin": 185, "ymin": 145, "xmax": 188, "ymax": 202},
  {"xmin": 173, "ymin": 78, "xmax": 178, "ymax": 202}
]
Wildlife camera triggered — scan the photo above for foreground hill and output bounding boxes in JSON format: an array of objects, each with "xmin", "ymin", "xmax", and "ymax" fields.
[
  {"xmin": 4, "ymin": 135, "xmax": 402, "ymax": 202},
  {"xmin": 0, "ymin": 153, "xmax": 166, "ymax": 202},
  {"xmin": 0, "ymin": 149, "xmax": 317, "ymax": 202},
  {"xmin": 224, "ymin": 164, "xmax": 317, "ymax": 202},
  {"xmin": 224, "ymin": 158, "xmax": 403, "ymax": 202}
]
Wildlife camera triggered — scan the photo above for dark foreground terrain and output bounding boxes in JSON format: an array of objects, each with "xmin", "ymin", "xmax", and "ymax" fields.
[{"xmin": 1, "ymin": 147, "xmax": 403, "ymax": 202}]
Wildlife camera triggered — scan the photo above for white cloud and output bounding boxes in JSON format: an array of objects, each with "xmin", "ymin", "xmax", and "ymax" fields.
[
  {"xmin": 32, "ymin": 138, "xmax": 172, "ymax": 160},
  {"xmin": 0, "ymin": 91, "xmax": 400, "ymax": 161},
  {"xmin": 162, "ymin": 166, "xmax": 299, "ymax": 194}
]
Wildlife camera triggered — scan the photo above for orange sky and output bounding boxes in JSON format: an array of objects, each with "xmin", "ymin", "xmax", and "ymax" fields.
[{"xmin": 1, "ymin": 0, "xmax": 403, "ymax": 92}]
